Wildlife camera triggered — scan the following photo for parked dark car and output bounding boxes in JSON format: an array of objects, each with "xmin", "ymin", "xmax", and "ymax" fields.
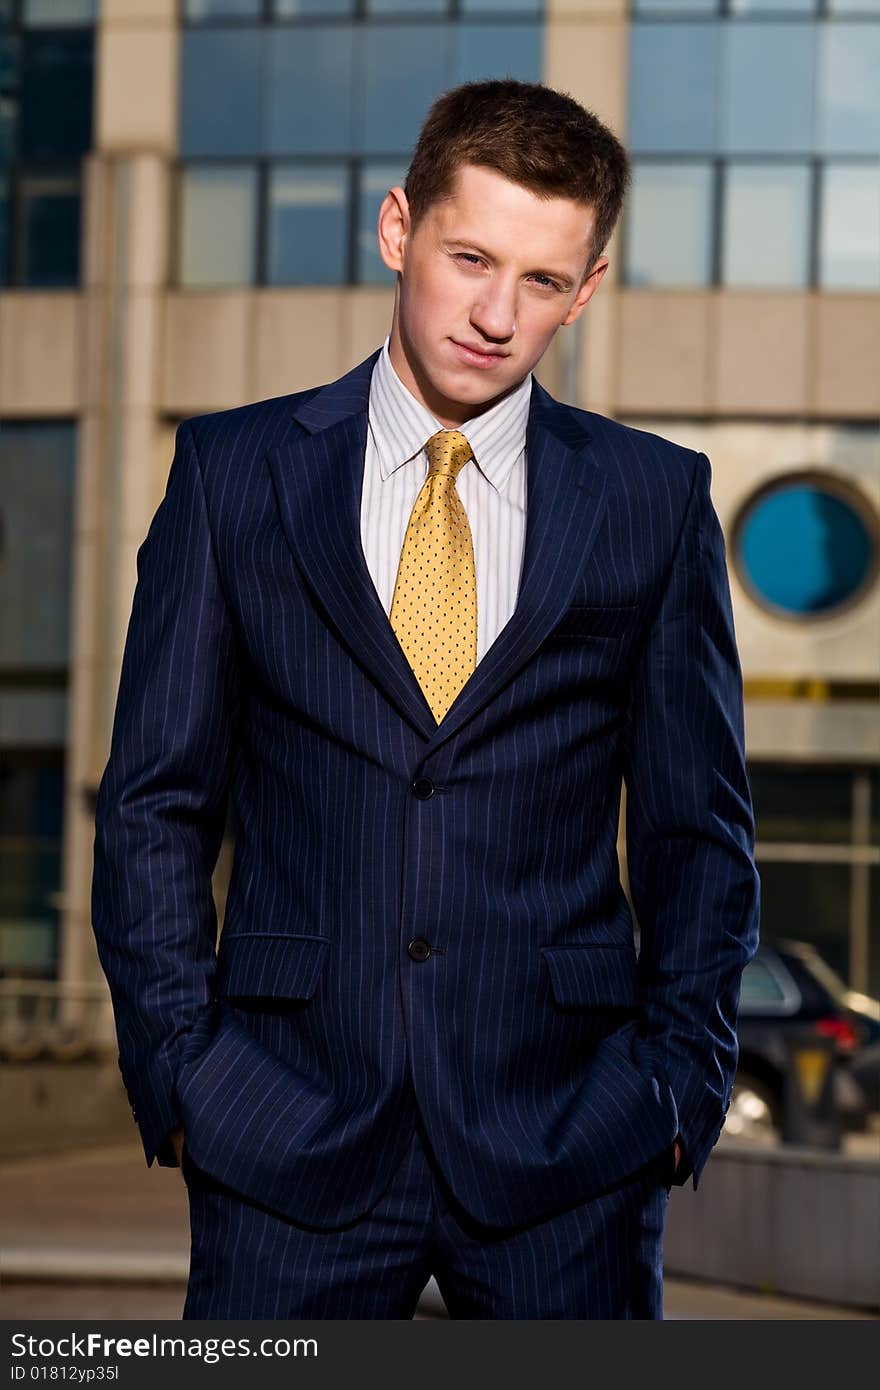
[{"xmin": 728, "ymin": 938, "xmax": 880, "ymax": 1140}]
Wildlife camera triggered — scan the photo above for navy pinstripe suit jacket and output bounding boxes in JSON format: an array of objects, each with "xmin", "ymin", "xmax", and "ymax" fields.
[{"xmin": 91, "ymin": 345, "xmax": 760, "ymax": 1230}]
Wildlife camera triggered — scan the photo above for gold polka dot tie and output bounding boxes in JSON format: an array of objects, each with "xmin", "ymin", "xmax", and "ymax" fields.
[{"xmin": 389, "ymin": 428, "xmax": 478, "ymax": 724}]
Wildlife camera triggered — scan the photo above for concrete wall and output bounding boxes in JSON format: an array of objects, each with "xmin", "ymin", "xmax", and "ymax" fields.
[{"xmin": 665, "ymin": 1142, "xmax": 880, "ymax": 1311}]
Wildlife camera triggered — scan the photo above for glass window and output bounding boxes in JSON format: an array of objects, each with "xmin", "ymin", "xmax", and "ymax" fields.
[
  {"xmin": 180, "ymin": 28, "xmax": 262, "ymax": 157},
  {"xmin": 0, "ymin": 422, "xmax": 74, "ymax": 668},
  {"xmin": 722, "ymin": 22, "xmax": 815, "ymax": 155},
  {"xmin": 267, "ymin": 163, "xmax": 348, "ymax": 284},
  {"xmin": 0, "ymin": 33, "xmax": 18, "ymax": 83},
  {"xmin": 828, "ymin": 0, "xmax": 880, "ymax": 9},
  {"xmin": 755, "ymin": 861, "xmax": 852, "ymax": 981},
  {"xmin": 184, "ymin": 0, "xmax": 261, "ymax": 17},
  {"xmin": 0, "ymin": 753, "xmax": 65, "ymax": 978},
  {"xmin": 366, "ymin": 0, "xmax": 447, "ymax": 11},
  {"xmin": 358, "ymin": 159, "xmax": 407, "ymax": 283},
  {"xmin": 634, "ymin": 0, "xmax": 719, "ymax": 9},
  {"xmin": 624, "ymin": 161, "xmax": 714, "ymax": 286},
  {"xmin": 455, "ymin": 21, "xmax": 542, "ymax": 84},
  {"xmin": 461, "ymin": 0, "xmax": 541, "ymax": 11},
  {"xmin": 19, "ymin": 171, "xmax": 80, "ymax": 286},
  {"xmin": 23, "ymin": 0, "xmax": 96, "ymax": 23},
  {"xmin": 20, "ymin": 30, "xmax": 93, "ymax": 160},
  {"xmin": 730, "ymin": 0, "xmax": 815, "ymax": 10},
  {"xmin": 734, "ymin": 477, "xmax": 877, "ymax": 616},
  {"xmin": 738, "ymin": 957, "xmax": 790, "ymax": 1009},
  {"xmin": 361, "ymin": 23, "xmax": 453, "ymax": 154},
  {"xmin": 629, "ymin": 22, "xmax": 720, "ymax": 155},
  {"xmin": 721, "ymin": 163, "xmax": 810, "ymax": 287},
  {"xmin": 274, "ymin": 0, "xmax": 354, "ymax": 12},
  {"xmin": 748, "ymin": 765, "xmax": 857, "ymax": 845},
  {"xmin": 818, "ymin": 23, "xmax": 880, "ymax": 156},
  {"xmin": 820, "ymin": 164, "xmax": 880, "ymax": 289},
  {"xmin": 0, "ymin": 92, "xmax": 15, "ymax": 162},
  {"xmin": 0, "ymin": 172, "xmax": 8, "ymax": 281},
  {"xmin": 178, "ymin": 163, "xmax": 258, "ymax": 286},
  {"xmin": 267, "ymin": 25, "xmax": 355, "ymax": 155}
]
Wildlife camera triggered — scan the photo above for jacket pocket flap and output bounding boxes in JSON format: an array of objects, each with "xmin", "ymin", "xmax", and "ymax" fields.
[
  {"xmin": 216, "ymin": 932, "xmax": 331, "ymax": 1000},
  {"xmin": 540, "ymin": 942, "xmax": 639, "ymax": 1007}
]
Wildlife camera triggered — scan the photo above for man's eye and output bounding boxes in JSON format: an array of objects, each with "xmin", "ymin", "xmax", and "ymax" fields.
[{"xmin": 455, "ymin": 253, "xmax": 482, "ymax": 266}]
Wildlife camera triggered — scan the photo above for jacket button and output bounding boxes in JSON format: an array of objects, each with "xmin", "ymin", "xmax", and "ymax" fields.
[
  {"xmin": 408, "ymin": 938, "xmax": 431, "ymax": 962},
  {"xmin": 411, "ymin": 777, "xmax": 434, "ymax": 799}
]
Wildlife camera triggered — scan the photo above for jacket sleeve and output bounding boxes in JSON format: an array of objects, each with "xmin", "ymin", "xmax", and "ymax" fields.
[
  {"xmin": 91, "ymin": 421, "xmax": 241, "ymax": 1167},
  {"xmin": 622, "ymin": 450, "xmax": 761, "ymax": 1191}
]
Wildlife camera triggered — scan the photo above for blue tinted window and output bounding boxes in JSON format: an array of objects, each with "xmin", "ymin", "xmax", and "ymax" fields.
[
  {"xmin": 0, "ymin": 422, "xmax": 75, "ymax": 668},
  {"xmin": 361, "ymin": 23, "xmax": 453, "ymax": 154},
  {"xmin": 634, "ymin": 0, "xmax": 719, "ymax": 9},
  {"xmin": 737, "ymin": 481, "xmax": 876, "ymax": 616},
  {"xmin": 367, "ymin": 0, "xmax": 446, "ymax": 11},
  {"xmin": 739, "ymin": 958, "xmax": 789, "ymax": 1009},
  {"xmin": 274, "ymin": 0, "xmax": 353, "ymax": 11},
  {"xmin": 184, "ymin": 0, "xmax": 261, "ymax": 16},
  {"xmin": 629, "ymin": 22, "xmax": 720, "ymax": 154},
  {"xmin": 23, "ymin": 0, "xmax": 96, "ymax": 22},
  {"xmin": 819, "ymin": 164, "xmax": 880, "ymax": 289},
  {"xmin": 20, "ymin": 171, "xmax": 80, "ymax": 286},
  {"xmin": 267, "ymin": 25, "xmax": 355, "ymax": 155},
  {"xmin": 0, "ymin": 91, "xmax": 15, "ymax": 162},
  {"xmin": 730, "ymin": 0, "xmax": 815, "ymax": 9},
  {"xmin": 267, "ymin": 164, "xmax": 349, "ymax": 284},
  {"xmin": 0, "ymin": 34, "xmax": 18, "ymax": 83},
  {"xmin": 722, "ymin": 163, "xmax": 811, "ymax": 286},
  {"xmin": 0, "ymin": 173, "xmax": 8, "ymax": 280},
  {"xmin": 20, "ymin": 30, "xmax": 93, "ymax": 159},
  {"xmin": 818, "ymin": 23, "xmax": 880, "ymax": 155},
  {"xmin": 180, "ymin": 28, "xmax": 262, "ymax": 157},
  {"xmin": 723, "ymin": 22, "xmax": 815, "ymax": 155},
  {"xmin": 358, "ymin": 160, "xmax": 407, "ymax": 283},
  {"xmin": 455, "ymin": 21, "xmax": 542, "ymax": 83},
  {"xmin": 624, "ymin": 161, "xmax": 714, "ymax": 286},
  {"xmin": 461, "ymin": 0, "xmax": 541, "ymax": 10},
  {"xmin": 178, "ymin": 164, "xmax": 258, "ymax": 285}
]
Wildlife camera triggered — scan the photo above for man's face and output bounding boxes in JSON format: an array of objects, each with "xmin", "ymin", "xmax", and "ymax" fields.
[{"xmin": 377, "ymin": 162, "xmax": 608, "ymax": 428}]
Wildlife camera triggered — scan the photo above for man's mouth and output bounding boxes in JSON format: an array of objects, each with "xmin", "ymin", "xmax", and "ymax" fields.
[{"xmin": 451, "ymin": 339, "xmax": 509, "ymax": 368}]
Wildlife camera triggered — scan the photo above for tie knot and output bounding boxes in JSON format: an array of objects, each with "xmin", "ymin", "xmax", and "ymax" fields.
[{"xmin": 425, "ymin": 428, "xmax": 474, "ymax": 481}]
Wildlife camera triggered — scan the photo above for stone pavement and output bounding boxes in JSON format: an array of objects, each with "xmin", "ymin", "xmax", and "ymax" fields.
[{"xmin": 1, "ymin": 1142, "xmax": 875, "ymax": 1321}]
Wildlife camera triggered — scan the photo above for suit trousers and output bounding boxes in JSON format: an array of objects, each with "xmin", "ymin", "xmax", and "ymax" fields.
[{"xmin": 180, "ymin": 1114, "xmax": 675, "ymax": 1320}]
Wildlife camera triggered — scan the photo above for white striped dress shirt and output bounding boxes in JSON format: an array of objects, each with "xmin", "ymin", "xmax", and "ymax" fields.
[{"xmin": 361, "ymin": 333, "xmax": 533, "ymax": 665}]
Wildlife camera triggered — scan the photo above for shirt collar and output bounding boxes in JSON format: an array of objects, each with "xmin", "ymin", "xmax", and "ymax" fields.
[{"xmin": 369, "ymin": 332, "xmax": 533, "ymax": 494}]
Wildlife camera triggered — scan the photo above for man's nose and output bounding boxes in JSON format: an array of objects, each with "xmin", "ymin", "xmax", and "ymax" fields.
[{"xmin": 470, "ymin": 283, "xmax": 517, "ymax": 342}]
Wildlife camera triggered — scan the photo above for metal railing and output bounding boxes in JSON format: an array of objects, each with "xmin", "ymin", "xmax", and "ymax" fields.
[{"xmin": 0, "ymin": 980, "xmax": 111, "ymax": 1064}]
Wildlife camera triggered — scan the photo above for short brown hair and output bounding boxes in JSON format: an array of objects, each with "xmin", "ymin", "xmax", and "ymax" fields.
[{"xmin": 403, "ymin": 79, "xmax": 631, "ymax": 285}]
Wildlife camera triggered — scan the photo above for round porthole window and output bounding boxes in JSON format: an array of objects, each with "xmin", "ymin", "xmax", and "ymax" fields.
[{"xmin": 733, "ymin": 472, "xmax": 878, "ymax": 619}]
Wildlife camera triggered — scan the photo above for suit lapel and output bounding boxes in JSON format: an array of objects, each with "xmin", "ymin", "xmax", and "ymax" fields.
[{"xmin": 264, "ymin": 347, "xmax": 610, "ymax": 751}]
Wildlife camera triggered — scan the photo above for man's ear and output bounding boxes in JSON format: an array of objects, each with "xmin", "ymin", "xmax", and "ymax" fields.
[
  {"xmin": 377, "ymin": 185, "xmax": 410, "ymax": 275},
  {"xmin": 561, "ymin": 257, "xmax": 609, "ymax": 327}
]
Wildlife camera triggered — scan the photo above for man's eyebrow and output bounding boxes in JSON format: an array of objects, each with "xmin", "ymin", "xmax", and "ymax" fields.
[{"xmin": 442, "ymin": 239, "xmax": 575, "ymax": 288}]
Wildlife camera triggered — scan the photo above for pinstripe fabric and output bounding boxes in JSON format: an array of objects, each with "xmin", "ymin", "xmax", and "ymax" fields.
[
  {"xmin": 180, "ymin": 1116, "xmax": 673, "ymax": 1319},
  {"xmin": 363, "ymin": 334, "xmax": 530, "ymax": 665},
  {"xmin": 91, "ymin": 344, "xmax": 760, "ymax": 1250}
]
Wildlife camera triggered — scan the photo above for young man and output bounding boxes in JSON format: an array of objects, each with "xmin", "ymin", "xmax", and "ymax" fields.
[{"xmin": 92, "ymin": 79, "xmax": 760, "ymax": 1319}]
